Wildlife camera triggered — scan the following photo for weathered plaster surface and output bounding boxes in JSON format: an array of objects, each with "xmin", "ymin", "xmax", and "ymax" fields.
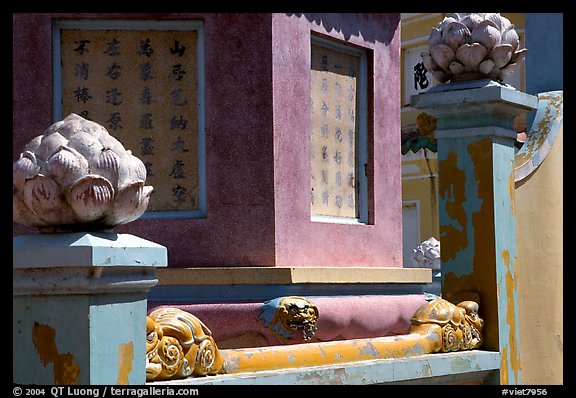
[{"xmin": 32, "ymin": 323, "xmax": 81, "ymax": 385}]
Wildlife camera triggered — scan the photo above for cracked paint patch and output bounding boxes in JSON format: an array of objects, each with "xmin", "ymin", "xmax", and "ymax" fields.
[
  {"xmin": 32, "ymin": 322, "xmax": 80, "ymax": 385},
  {"xmin": 439, "ymin": 151, "xmax": 468, "ymax": 262},
  {"xmin": 116, "ymin": 342, "xmax": 134, "ymax": 384}
]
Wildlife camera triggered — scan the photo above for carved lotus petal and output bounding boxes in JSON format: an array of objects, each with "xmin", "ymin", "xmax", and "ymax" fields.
[
  {"xmin": 67, "ymin": 175, "xmax": 114, "ymax": 222},
  {"xmin": 67, "ymin": 131, "xmax": 105, "ymax": 160},
  {"xmin": 23, "ymin": 174, "xmax": 63, "ymax": 216},
  {"xmin": 489, "ymin": 44, "xmax": 513, "ymax": 68},
  {"xmin": 471, "ymin": 20, "xmax": 501, "ymax": 50},
  {"xmin": 455, "ymin": 43, "xmax": 488, "ymax": 69},
  {"xmin": 448, "ymin": 61, "xmax": 465, "ymax": 75},
  {"xmin": 437, "ymin": 16, "xmax": 457, "ymax": 31},
  {"xmin": 45, "ymin": 145, "xmax": 89, "ymax": 188},
  {"xmin": 428, "ymin": 27, "xmax": 443, "ymax": 47},
  {"xmin": 13, "ymin": 193, "xmax": 38, "ymax": 227},
  {"xmin": 23, "ymin": 135, "xmax": 43, "ymax": 154},
  {"xmin": 430, "ymin": 44, "xmax": 455, "ymax": 72},
  {"xmin": 484, "ymin": 13, "xmax": 508, "ymax": 32},
  {"xmin": 107, "ymin": 182, "xmax": 154, "ymax": 225},
  {"xmin": 421, "ymin": 52, "xmax": 437, "ymax": 72},
  {"xmin": 500, "ymin": 26, "xmax": 519, "ymax": 52},
  {"xmin": 13, "ymin": 151, "xmax": 40, "ymax": 188},
  {"xmin": 443, "ymin": 21, "xmax": 471, "ymax": 50},
  {"xmin": 432, "ymin": 69, "xmax": 450, "ymax": 84},
  {"xmin": 56, "ymin": 114, "xmax": 86, "ymax": 138},
  {"xmin": 92, "ymin": 148, "xmax": 123, "ymax": 190},
  {"xmin": 478, "ymin": 58, "xmax": 496, "ymax": 75},
  {"xmin": 128, "ymin": 153, "xmax": 148, "ymax": 182},
  {"xmin": 498, "ymin": 62, "xmax": 520, "ymax": 81},
  {"xmin": 510, "ymin": 48, "xmax": 528, "ymax": 65},
  {"xmin": 37, "ymin": 132, "xmax": 68, "ymax": 162},
  {"xmin": 460, "ymin": 13, "xmax": 484, "ymax": 31}
]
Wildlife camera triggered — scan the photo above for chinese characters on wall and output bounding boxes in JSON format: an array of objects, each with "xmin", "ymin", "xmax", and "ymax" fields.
[
  {"xmin": 60, "ymin": 29, "xmax": 199, "ymax": 212},
  {"xmin": 403, "ymin": 44, "xmax": 433, "ymax": 106},
  {"xmin": 310, "ymin": 44, "xmax": 360, "ymax": 219}
]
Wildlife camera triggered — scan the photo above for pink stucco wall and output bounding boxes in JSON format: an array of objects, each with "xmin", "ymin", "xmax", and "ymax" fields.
[
  {"xmin": 271, "ymin": 13, "xmax": 402, "ymax": 267},
  {"xmin": 13, "ymin": 13, "xmax": 401, "ymax": 268}
]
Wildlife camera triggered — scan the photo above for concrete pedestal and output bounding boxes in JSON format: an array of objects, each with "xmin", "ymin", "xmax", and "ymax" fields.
[
  {"xmin": 412, "ymin": 79, "xmax": 537, "ymax": 385},
  {"xmin": 13, "ymin": 232, "xmax": 167, "ymax": 385}
]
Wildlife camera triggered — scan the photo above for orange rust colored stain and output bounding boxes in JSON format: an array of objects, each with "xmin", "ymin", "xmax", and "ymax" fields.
[
  {"xmin": 501, "ymin": 346, "xmax": 509, "ymax": 384},
  {"xmin": 442, "ymin": 139, "xmax": 500, "ymax": 351},
  {"xmin": 439, "ymin": 151, "xmax": 468, "ymax": 262},
  {"xmin": 503, "ymin": 250, "xmax": 520, "ymax": 384},
  {"xmin": 116, "ymin": 342, "xmax": 134, "ymax": 384},
  {"xmin": 508, "ymin": 169, "xmax": 515, "ymax": 216},
  {"xmin": 32, "ymin": 323, "xmax": 80, "ymax": 385}
]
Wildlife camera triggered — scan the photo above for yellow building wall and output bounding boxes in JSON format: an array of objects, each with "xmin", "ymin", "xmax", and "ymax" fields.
[
  {"xmin": 401, "ymin": 150, "xmax": 439, "ymax": 243},
  {"xmin": 515, "ymin": 127, "xmax": 563, "ymax": 385}
]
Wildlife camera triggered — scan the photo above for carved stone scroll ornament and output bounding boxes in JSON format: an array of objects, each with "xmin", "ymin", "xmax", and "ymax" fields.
[
  {"xmin": 421, "ymin": 13, "xmax": 527, "ymax": 83},
  {"xmin": 13, "ymin": 113, "xmax": 153, "ymax": 232},
  {"xmin": 146, "ymin": 307, "xmax": 223, "ymax": 381},
  {"xmin": 258, "ymin": 296, "xmax": 320, "ymax": 342},
  {"xmin": 409, "ymin": 296, "xmax": 484, "ymax": 352}
]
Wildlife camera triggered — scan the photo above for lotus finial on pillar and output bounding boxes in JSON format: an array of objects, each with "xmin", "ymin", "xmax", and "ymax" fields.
[
  {"xmin": 13, "ymin": 113, "xmax": 154, "ymax": 232},
  {"xmin": 422, "ymin": 13, "xmax": 527, "ymax": 84}
]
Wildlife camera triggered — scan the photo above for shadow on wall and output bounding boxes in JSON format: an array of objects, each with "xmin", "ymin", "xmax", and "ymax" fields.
[{"xmin": 287, "ymin": 13, "xmax": 400, "ymax": 45}]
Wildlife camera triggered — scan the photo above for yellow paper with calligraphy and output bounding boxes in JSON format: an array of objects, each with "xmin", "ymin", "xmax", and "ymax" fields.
[
  {"xmin": 60, "ymin": 29, "xmax": 199, "ymax": 212},
  {"xmin": 310, "ymin": 44, "xmax": 359, "ymax": 219}
]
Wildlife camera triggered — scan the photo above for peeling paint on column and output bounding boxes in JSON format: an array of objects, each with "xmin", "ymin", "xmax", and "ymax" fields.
[
  {"xmin": 32, "ymin": 323, "xmax": 80, "ymax": 385},
  {"xmin": 116, "ymin": 341, "xmax": 134, "ymax": 384},
  {"xmin": 502, "ymin": 250, "xmax": 520, "ymax": 384},
  {"xmin": 441, "ymin": 138, "xmax": 499, "ymax": 351},
  {"xmin": 438, "ymin": 151, "xmax": 468, "ymax": 263}
]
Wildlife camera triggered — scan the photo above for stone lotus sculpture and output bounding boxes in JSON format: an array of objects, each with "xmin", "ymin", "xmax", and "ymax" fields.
[
  {"xmin": 411, "ymin": 237, "xmax": 441, "ymax": 272},
  {"xmin": 13, "ymin": 113, "xmax": 153, "ymax": 232},
  {"xmin": 421, "ymin": 13, "xmax": 527, "ymax": 83}
]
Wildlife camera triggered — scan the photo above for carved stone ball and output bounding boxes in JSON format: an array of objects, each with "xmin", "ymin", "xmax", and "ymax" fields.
[{"xmin": 13, "ymin": 113, "xmax": 154, "ymax": 232}]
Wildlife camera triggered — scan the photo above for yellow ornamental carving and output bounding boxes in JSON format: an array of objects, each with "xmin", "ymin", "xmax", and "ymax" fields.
[
  {"xmin": 146, "ymin": 307, "xmax": 223, "ymax": 381},
  {"xmin": 409, "ymin": 297, "xmax": 484, "ymax": 352}
]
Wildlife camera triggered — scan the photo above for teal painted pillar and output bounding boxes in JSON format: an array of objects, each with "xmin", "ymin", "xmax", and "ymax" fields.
[
  {"xmin": 13, "ymin": 232, "xmax": 167, "ymax": 385},
  {"xmin": 412, "ymin": 79, "xmax": 537, "ymax": 385}
]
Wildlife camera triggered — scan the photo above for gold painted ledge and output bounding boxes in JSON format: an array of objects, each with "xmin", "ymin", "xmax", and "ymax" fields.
[{"xmin": 156, "ymin": 267, "xmax": 432, "ymax": 285}]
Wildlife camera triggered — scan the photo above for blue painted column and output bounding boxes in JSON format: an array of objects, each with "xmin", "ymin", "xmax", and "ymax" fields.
[
  {"xmin": 13, "ymin": 232, "xmax": 167, "ymax": 385},
  {"xmin": 412, "ymin": 79, "xmax": 537, "ymax": 385}
]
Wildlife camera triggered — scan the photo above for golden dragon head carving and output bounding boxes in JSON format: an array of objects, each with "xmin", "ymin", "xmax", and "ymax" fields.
[{"xmin": 258, "ymin": 296, "xmax": 319, "ymax": 341}]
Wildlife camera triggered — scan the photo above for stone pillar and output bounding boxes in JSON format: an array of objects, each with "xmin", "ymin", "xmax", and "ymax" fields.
[
  {"xmin": 13, "ymin": 232, "xmax": 167, "ymax": 385},
  {"xmin": 411, "ymin": 79, "xmax": 537, "ymax": 385}
]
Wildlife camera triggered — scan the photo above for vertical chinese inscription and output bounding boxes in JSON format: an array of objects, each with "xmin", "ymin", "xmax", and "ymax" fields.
[
  {"xmin": 310, "ymin": 43, "xmax": 360, "ymax": 219},
  {"xmin": 60, "ymin": 29, "xmax": 199, "ymax": 212}
]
